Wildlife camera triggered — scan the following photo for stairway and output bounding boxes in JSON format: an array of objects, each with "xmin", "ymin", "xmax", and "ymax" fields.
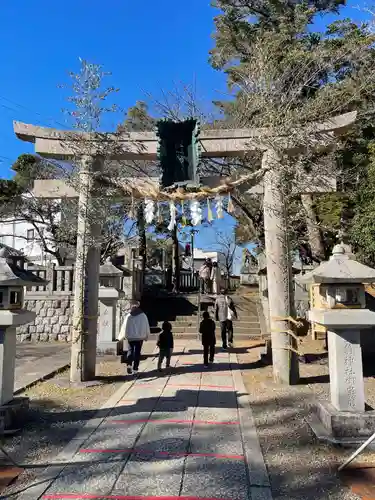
[{"xmin": 141, "ymin": 288, "xmax": 262, "ymax": 340}]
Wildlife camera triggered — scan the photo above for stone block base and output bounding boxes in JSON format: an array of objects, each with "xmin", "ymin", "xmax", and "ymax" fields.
[
  {"xmin": 260, "ymin": 340, "xmax": 272, "ymax": 365},
  {"xmin": 307, "ymin": 400, "xmax": 375, "ymax": 446},
  {"xmin": 0, "ymin": 397, "xmax": 29, "ymax": 432}
]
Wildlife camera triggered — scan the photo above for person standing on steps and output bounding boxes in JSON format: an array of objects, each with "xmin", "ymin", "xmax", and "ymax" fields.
[
  {"xmin": 199, "ymin": 311, "xmax": 216, "ymax": 368},
  {"xmin": 215, "ymin": 289, "xmax": 238, "ymax": 350},
  {"xmin": 118, "ymin": 300, "xmax": 150, "ymax": 375},
  {"xmin": 211, "ymin": 261, "xmax": 221, "ymax": 295},
  {"xmin": 199, "ymin": 258, "xmax": 212, "ymax": 294}
]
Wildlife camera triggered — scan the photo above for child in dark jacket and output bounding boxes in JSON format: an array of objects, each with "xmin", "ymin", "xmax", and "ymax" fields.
[
  {"xmin": 199, "ymin": 311, "xmax": 216, "ymax": 368},
  {"xmin": 157, "ymin": 321, "xmax": 174, "ymax": 371}
]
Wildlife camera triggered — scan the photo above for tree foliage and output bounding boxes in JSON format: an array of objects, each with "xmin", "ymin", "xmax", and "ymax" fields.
[
  {"xmin": 349, "ymin": 142, "xmax": 375, "ymax": 265},
  {"xmin": 209, "ymin": 0, "xmax": 375, "ymax": 260},
  {"xmin": 215, "ymin": 231, "xmax": 239, "ymax": 276},
  {"xmin": 118, "ymin": 101, "xmax": 156, "ymax": 133}
]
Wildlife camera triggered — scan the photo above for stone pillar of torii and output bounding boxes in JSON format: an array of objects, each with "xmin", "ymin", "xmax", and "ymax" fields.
[{"xmin": 13, "ymin": 111, "xmax": 356, "ymax": 384}]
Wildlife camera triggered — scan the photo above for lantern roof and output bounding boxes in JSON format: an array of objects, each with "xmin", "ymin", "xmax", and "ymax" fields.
[
  {"xmin": 297, "ymin": 243, "xmax": 375, "ymax": 284},
  {"xmin": 99, "ymin": 258, "xmax": 123, "ymax": 277},
  {"xmin": 0, "ymin": 249, "xmax": 48, "ymax": 287}
]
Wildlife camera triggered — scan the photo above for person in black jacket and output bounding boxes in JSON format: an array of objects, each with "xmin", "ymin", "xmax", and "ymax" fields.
[
  {"xmin": 199, "ymin": 311, "xmax": 216, "ymax": 368},
  {"xmin": 157, "ymin": 321, "xmax": 174, "ymax": 371}
]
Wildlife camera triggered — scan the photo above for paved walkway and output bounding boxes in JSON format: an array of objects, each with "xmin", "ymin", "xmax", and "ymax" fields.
[
  {"xmin": 15, "ymin": 343, "xmax": 70, "ymax": 393},
  {"xmin": 16, "ymin": 341, "xmax": 272, "ymax": 500}
]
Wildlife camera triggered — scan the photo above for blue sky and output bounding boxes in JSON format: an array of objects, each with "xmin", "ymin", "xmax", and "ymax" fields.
[{"xmin": 0, "ymin": 0, "xmax": 368, "ymax": 270}]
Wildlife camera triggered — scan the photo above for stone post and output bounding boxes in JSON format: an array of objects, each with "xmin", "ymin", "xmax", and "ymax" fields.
[
  {"xmin": 46, "ymin": 262, "xmax": 55, "ymax": 294},
  {"xmin": 70, "ymin": 155, "xmax": 104, "ymax": 383},
  {"xmin": 97, "ymin": 288, "xmax": 120, "ymax": 354},
  {"xmin": 263, "ymin": 149, "xmax": 299, "ymax": 385},
  {"xmin": 97, "ymin": 259, "xmax": 123, "ymax": 354},
  {"xmin": 328, "ymin": 328, "xmax": 365, "ymax": 412},
  {"xmin": 0, "ymin": 327, "xmax": 17, "ymax": 406}
]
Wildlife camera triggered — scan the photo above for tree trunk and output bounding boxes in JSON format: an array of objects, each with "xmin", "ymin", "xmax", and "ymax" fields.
[
  {"xmin": 137, "ymin": 205, "xmax": 147, "ymax": 275},
  {"xmin": 300, "ymin": 193, "xmax": 325, "ymax": 262},
  {"xmin": 263, "ymin": 150, "xmax": 299, "ymax": 385},
  {"xmin": 172, "ymin": 225, "xmax": 180, "ymax": 291},
  {"xmin": 55, "ymin": 251, "xmax": 65, "ymax": 266},
  {"xmin": 70, "ymin": 155, "xmax": 103, "ymax": 383}
]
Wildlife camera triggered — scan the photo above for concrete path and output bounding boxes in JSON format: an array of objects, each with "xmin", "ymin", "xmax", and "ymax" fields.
[
  {"xmin": 15, "ymin": 343, "xmax": 70, "ymax": 393},
  {"xmin": 15, "ymin": 341, "xmax": 272, "ymax": 500}
]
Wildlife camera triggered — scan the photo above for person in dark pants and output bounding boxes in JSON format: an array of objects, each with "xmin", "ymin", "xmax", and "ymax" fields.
[
  {"xmin": 199, "ymin": 311, "xmax": 216, "ymax": 368},
  {"xmin": 118, "ymin": 300, "xmax": 150, "ymax": 375},
  {"xmin": 157, "ymin": 321, "xmax": 174, "ymax": 372},
  {"xmin": 215, "ymin": 289, "xmax": 238, "ymax": 350}
]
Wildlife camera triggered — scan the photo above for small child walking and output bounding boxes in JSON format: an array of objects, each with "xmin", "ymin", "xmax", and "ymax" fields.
[
  {"xmin": 157, "ymin": 321, "xmax": 174, "ymax": 372},
  {"xmin": 199, "ymin": 311, "xmax": 216, "ymax": 368}
]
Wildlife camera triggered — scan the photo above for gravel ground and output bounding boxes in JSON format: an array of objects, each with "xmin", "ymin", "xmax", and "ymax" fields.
[
  {"xmin": 238, "ymin": 337, "xmax": 375, "ymax": 500},
  {"xmin": 1, "ymin": 355, "xmax": 133, "ymax": 498}
]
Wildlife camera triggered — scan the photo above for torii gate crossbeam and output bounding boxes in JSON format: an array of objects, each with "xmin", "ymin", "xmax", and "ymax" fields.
[{"xmin": 14, "ymin": 112, "xmax": 355, "ymax": 159}]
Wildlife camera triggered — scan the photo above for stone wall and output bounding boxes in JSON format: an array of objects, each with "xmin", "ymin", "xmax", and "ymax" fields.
[
  {"xmin": 15, "ymin": 265, "xmax": 143, "ymax": 343},
  {"xmin": 17, "ymin": 296, "xmax": 73, "ymax": 342}
]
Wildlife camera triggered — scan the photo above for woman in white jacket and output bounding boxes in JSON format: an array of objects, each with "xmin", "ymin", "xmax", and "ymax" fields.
[{"xmin": 118, "ymin": 300, "xmax": 150, "ymax": 375}]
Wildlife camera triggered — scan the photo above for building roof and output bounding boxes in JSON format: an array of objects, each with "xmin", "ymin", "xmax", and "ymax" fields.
[
  {"xmin": 193, "ymin": 249, "xmax": 218, "ymax": 260},
  {"xmin": 0, "ymin": 248, "xmax": 48, "ymax": 287},
  {"xmin": 0, "ymin": 243, "xmax": 29, "ymax": 260}
]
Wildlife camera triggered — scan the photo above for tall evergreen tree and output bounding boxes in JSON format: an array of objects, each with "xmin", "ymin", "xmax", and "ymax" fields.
[
  {"xmin": 210, "ymin": 1, "xmax": 375, "ymax": 260},
  {"xmin": 349, "ymin": 142, "xmax": 375, "ymax": 266}
]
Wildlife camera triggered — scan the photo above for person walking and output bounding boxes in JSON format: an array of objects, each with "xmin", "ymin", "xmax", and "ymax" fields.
[
  {"xmin": 215, "ymin": 289, "xmax": 238, "ymax": 349},
  {"xmin": 157, "ymin": 321, "xmax": 174, "ymax": 372},
  {"xmin": 199, "ymin": 311, "xmax": 216, "ymax": 368},
  {"xmin": 118, "ymin": 300, "xmax": 150, "ymax": 375},
  {"xmin": 211, "ymin": 261, "xmax": 221, "ymax": 295}
]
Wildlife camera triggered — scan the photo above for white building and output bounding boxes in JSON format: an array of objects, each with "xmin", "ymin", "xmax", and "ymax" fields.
[
  {"xmin": 0, "ymin": 196, "xmax": 66, "ymax": 265},
  {"xmin": 193, "ymin": 248, "xmax": 226, "ymax": 272},
  {"xmin": 0, "ymin": 197, "xmax": 136, "ymax": 267}
]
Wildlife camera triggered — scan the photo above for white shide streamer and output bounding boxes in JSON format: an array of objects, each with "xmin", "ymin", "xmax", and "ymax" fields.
[
  {"xmin": 190, "ymin": 200, "xmax": 202, "ymax": 226},
  {"xmin": 167, "ymin": 201, "xmax": 177, "ymax": 231},
  {"xmin": 215, "ymin": 195, "xmax": 224, "ymax": 219},
  {"xmin": 144, "ymin": 199, "xmax": 155, "ymax": 224}
]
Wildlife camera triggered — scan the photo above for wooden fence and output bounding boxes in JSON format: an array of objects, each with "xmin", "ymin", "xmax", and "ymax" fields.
[
  {"xmin": 179, "ymin": 272, "xmax": 239, "ymax": 292},
  {"xmin": 179, "ymin": 271, "xmax": 200, "ymax": 291}
]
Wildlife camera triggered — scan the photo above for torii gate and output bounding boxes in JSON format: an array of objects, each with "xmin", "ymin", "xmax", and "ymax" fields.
[{"xmin": 13, "ymin": 112, "xmax": 356, "ymax": 385}]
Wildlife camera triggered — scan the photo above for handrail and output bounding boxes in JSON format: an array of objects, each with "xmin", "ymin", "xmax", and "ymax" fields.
[{"xmin": 196, "ymin": 277, "xmax": 202, "ymax": 341}]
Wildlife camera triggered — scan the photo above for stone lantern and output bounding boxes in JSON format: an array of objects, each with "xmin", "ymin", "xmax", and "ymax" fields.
[
  {"xmin": 298, "ymin": 243, "xmax": 375, "ymax": 442},
  {"xmin": 97, "ymin": 258, "xmax": 124, "ymax": 355},
  {"xmin": 0, "ymin": 249, "xmax": 47, "ymax": 428}
]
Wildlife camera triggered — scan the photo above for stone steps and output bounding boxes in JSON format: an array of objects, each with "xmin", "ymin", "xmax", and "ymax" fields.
[
  {"xmin": 151, "ymin": 332, "xmax": 263, "ymax": 340},
  {"xmin": 144, "ymin": 292, "xmax": 261, "ymax": 339},
  {"xmin": 151, "ymin": 320, "xmax": 261, "ymax": 335},
  {"xmin": 169, "ymin": 319, "xmax": 260, "ymax": 326},
  {"xmin": 171, "ymin": 325, "xmax": 261, "ymax": 334}
]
